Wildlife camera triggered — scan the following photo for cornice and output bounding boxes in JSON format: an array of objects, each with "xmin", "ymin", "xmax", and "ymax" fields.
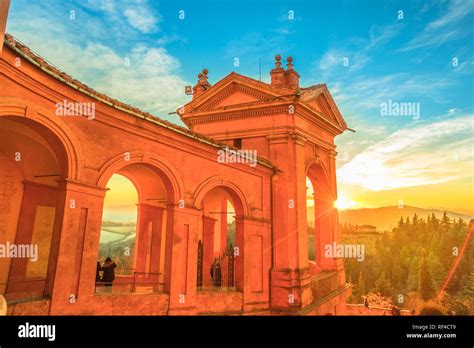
[
  {"xmin": 187, "ymin": 105, "xmax": 289, "ymax": 125},
  {"xmin": 197, "ymin": 83, "xmax": 275, "ymax": 112}
]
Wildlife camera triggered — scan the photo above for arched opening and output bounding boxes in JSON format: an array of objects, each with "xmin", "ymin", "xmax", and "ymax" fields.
[
  {"xmin": 197, "ymin": 186, "xmax": 243, "ymax": 291},
  {"xmin": 306, "ymin": 177, "xmax": 316, "ymax": 263},
  {"xmin": 0, "ymin": 116, "xmax": 69, "ymax": 300},
  {"xmin": 99, "ymin": 174, "xmax": 138, "ymax": 276},
  {"xmin": 306, "ymin": 163, "xmax": 337, "ymax": 273},
  {"xmin": 96, "ymin": 163, "xmax": 173, "ymax": 294}
]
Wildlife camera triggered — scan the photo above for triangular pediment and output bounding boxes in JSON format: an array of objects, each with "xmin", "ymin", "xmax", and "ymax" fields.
[
  {"xmin": 195, "ymin": 82, "xmax": 276, "ymax": 112},
  {"xmin": 183, "ymin": 72, "xmax": 289, "ymax": 114},
  {"xmin": 300, "ymin": 85, "xmax": 347, "ymax": 130},
  {"xmin": 180, "ymin": 72, "xmax": 347, "ymax": 133}
]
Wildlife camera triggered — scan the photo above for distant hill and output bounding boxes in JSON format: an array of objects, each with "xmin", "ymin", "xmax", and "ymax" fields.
[
  {"xmin": 101, "ymin": 220, "xmax": 136, "ymax": 227},
  {"xmin": 308, "ymin": 206, "xmax": 473, "ymax": 232}
]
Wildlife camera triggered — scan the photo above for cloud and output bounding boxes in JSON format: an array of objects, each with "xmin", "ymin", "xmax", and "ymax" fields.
[
  {"xmin": 337, "ymin": 115, "xmax": 474, "ymax": 191},
  {"xmin": 86, "ymin": 0, "xmax": 115, "ymax": 13},
  {"xmin": 426, "ymin": 0, "xmax": 474, "ymax": 30},
  {"xmin": 342, "ymin": 73, "xmax": 454, "ymax": 110},
  {"xmin": 316, "ymin": 24, "xmax": 403, "ymax": 76},
  {"xmin": 124, "ymin": 6, "xmax": 159, "ymax": 33},
  {"xmin": 225, "ymin": 31, "xmax": 294, "ymax": 59},
  {"xmin": 71, "ymin": 44, "xmax": 186, "ymax": 114},
  {"xmin": 7, "ymin": 2, "xmax": 187, "ymax": 119},
  {"xmin": 400, "ymin": 0, "xmax": 474, "ymax": 51},
  {"xmin": 399, "ymin": 30, "xmax": 458, "ymax": 52}
]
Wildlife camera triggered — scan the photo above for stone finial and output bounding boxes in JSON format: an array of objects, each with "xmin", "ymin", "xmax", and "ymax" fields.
[
  {"xmin": 284, "ymin": 56, "xmax": 299, "ymax": 91},
  {"xmin": 270, "ymin": 54, "xmax": 286, "ymax": 88},
  {"xmin": 275, "ymin": 55, "xmax": 282, "ymax": 69},
  {"xmin": 193, "ymin": 69, "xmax": 211, "ymax": 99}
]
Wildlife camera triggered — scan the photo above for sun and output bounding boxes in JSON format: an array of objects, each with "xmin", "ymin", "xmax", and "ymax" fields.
[{"xmin": 334, "ymin": 196, "xmax": 358, "ymax": 210}]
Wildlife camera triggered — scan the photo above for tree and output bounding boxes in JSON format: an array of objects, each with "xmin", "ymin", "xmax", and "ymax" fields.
[
  {"xmin": 418, "ymin": 250, "xmax": 435, "ymax": 301},
  {"xmin": 373, "ymin": 272, "xmax": 392, "ymax": 297},
  {"xmin": 413, "ymin": 213, "xmax": 419, "ymax": 226},
  {"xmin": 397, "ymin": 216, "xmax": 404, "ymax": 228},
  {"xmin": 357, "ymin": 271, "xmax": 366, "ymax": 301},
  {"xmin": 392, "ymin": 262, "xmax": 405, "ymax": 290}
]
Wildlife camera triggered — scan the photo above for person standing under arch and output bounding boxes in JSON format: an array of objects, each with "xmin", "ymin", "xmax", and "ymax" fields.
[{"xmin": 101, "ymin": 257, "xmax": 117, "ymax": 292}]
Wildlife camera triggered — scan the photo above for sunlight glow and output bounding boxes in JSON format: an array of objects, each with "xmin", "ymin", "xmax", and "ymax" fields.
[{"xmin": 334, "ymin": 195, "xmax": 359, "ymax": 210}]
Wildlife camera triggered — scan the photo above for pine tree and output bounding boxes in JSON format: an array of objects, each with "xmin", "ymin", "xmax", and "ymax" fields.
[
  {"xmin": 440, "ymin": 212, "xmax": 451, "ymax": 234},
  {"xmin": 419, "ymin": 249, "xmax": 435, "ymax": 301},
  {"xmin": 413, "ymin": 213, "xmax": 419, "ymax": 226},
  {"xmin": 373, "ymin": 272, "xmax": 392, "ymax": 297},
  {"xmin": 358, "ymin": 271, "xmax": 366, "ymax": 301},
  {"xmin": 392, "ymin": 262, "xmax": 405, "ymax": 290},
  {"xmin": 398, "ymin": 216, "xmax": 404, "ymax": 228}
]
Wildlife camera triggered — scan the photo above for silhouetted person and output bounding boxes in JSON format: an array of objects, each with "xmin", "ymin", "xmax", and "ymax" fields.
[
  {"xmin": 364, "ymin": 297, "xmax": 369, "ymax": 308},
  {"xmin": 101, "ymin": 257, "xmax": 117, "ymax": 291},
  {"xmin": 391, "ymin": 305, "xmax": 401, "ymax": 316},
  {"xmin": 210, "ymin": 258, "xmax": 222, "ymax": 287},
  {"xmin": 96, "ymin": 260, "xmax": 101, "ymax": 283}
]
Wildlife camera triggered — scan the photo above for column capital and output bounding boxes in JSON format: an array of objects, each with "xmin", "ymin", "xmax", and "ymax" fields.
[
  {"xmin": 290, "ymin": 133, "xmax": 307, "ymax": 146},
  {"xmin": 167, "ymin": 203, "xmax": 202, "ymax": 216},
  {"xmin": 266, "ymin": 134, "xmax": 290, "ymax": 145},
  {"xmin": 137, "ymin": 203, "xmax": 166, "ymax": 213},
  {"xmin": 202, "ymin": 215, "xmax": 218, "ymax": 223},
  {"xmin": 234, "ymin": 215, "xmax": 271, "ymax": 224},
  {"xmin": 57, "ymin": 179, "xmax": 108, "ymax": 198}
]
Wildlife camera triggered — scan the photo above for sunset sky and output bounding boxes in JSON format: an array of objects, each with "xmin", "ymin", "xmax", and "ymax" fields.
[
  {"xmin": 6, "ymin": 0, "xmax": 474, "ymax": 214},
  {"xmin": 101, "ymin": 174, "xmax": 138, "ymax": 223}
]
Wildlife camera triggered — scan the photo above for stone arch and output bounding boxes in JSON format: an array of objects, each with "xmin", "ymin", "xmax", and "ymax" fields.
[
  {"xmin": 193, "ymin": 176, "xmax": 249, "ymax": 217},
  {"xmin": 305, "ymin": 157, "xmax": 336, "ymax": 200},
  {"xmin": 305, "ymin": 156, "xmax": 338, "ymax": 271},
  {"xmin": 193, "ymin": 176, "xmax": 249, "ymax": 291},
  {"xmin": 96, "ymin": 151, "xmax": 183, "ymax": 204},
  {"xmin": 0, "ymin": 98, "xmax": 82, "ymax": 180},
  {"xmin": 0, "ymin": 99, "xmax": 83, "ymax": 299},
  {"xmin": 96, "ymin": 152, "xmax": 184, "ymax": 293}
]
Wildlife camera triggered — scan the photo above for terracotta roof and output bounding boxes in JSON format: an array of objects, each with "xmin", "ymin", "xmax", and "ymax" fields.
[
  {"xmin": 301, "ymin": 84, "xmax": 325, "ymax": 93},
  {"xmin": 3, "ymin": 33, "xmax": 275, "ymax": 168}
]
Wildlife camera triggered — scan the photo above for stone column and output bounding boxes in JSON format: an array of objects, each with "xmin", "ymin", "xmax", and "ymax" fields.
[
  {"xmin": 236, "ymin": 215, "xmax": 272, "ymax": 312},
  {"xmin": 0, "ymin": 0, "xmax": 10, "ymax": 56},
  {"xmin": 49, "ymin": 180, "xmax": 107, "ymax": 315},
  {"xmin": 6, "ymin": 181, "xmax": 58, "ymax": 298},
  {"xmin": 135, "ymin": 204, "xmax": 164, "ymax": 275},
  {"xmin": 220, "ymin": 199, "xmax": 227, "ymax": 252},
  {"xmin": 315, "ymin": 198, "xmax": 337, "ymax": 270},
  {"xmin": 268, "ymin": 134, "xmax": 312, "ymax": 311},
  {"xmin": 202, "ymin": 215, "xmax": 216, "ymax": 286},
  {"xmin": 165, "ymin": 204, "xmax": 201, "ymax": 315}
]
